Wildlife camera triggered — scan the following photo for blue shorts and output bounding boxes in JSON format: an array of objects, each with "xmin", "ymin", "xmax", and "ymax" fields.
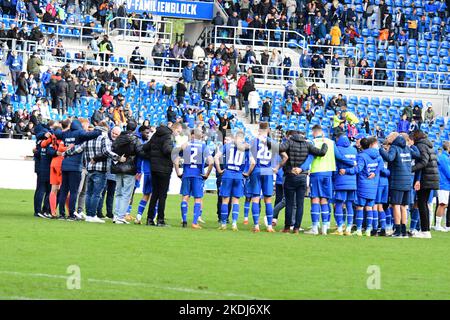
[
  {"xmin": 219, "ymin": 178, "xmax": 244, "ymax": 198},
  {"xmin": 310, "ymin": 175, "xmax": 333, "ymax": 199},
  {"xmin": 375, "ymin": 185, "xmax": 389, "ymax": 204},
  {"xmin": 180, "ymin": 176, "xmax": 204, "ymax": 198},
  {"xmin": 390, "ymin": 189, "xmax": 411, "ymax": 206},
  {"xmin": 244, "ymin": 178, "xmax": 252, "ymax": 198},
  {"xmin": 334, "ymin": 190, "xmax": 356, "ymax": 202},
  {"xmin": 142, "ymin": 173, "xmax": 152, "ymax": 195},
  {"xmin": 248, "ymin": 173, "xmax": 273, "ymax": 197},
  {"xmin": 356, "ymin": 196, "xmax": 375, "ymax": 207}
]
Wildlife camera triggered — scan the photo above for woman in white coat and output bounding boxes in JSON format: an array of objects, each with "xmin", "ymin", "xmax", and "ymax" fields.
[{"xmin": 248, "ymin": 89, "xmax": 260, "ymax": 124}]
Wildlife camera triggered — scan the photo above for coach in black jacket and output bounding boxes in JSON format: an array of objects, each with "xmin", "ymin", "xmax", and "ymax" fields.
[
  {"xmin": 143, "ymin": 123, "xmax": 183, "ymax": 226},
  {"xmin": 279, "ymin": 131, "xmax": 328, "ymax": 233}
]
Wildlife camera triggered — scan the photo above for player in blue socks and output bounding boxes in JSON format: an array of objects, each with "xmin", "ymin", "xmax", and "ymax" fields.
[
  {"xmin": 375, "ymin": 151, "xmax": 390, "ymax": 236},
  {"xmin": 332, "ymin": 134, "xmax": 358, "ymax": 236},
  {"xmin": 355, "ymin": 137, "xmax": 381, "ymax": 237},
  {"xmin": 134, "ymin": 125, "xmax": 152, "ymax": 224},
  {"xmin": 174, "ymin": 129, "xmax": 213, "ymax": 229},
  {"xmin": 248, "ymin": 122, "xmax": 280, "ymax": 232},
  {"xmin": 215, "ymin": 131, "xmax": 254, "ymax": 231}
]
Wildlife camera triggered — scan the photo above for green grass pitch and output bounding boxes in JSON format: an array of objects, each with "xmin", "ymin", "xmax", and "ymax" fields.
[{"xmin": 0, "ymin": 188, "xmax": 450, "ymax": 300}]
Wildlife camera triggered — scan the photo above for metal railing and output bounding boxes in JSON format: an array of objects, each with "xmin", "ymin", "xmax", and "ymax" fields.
[
  {"xmin": 212, "ymin": 25, "xmax": 306, "ymax": 53},
  {"xmin": 106, "ymin": 17, "xmax": 172, "ymax": 45},
  {"xmin": 305, "ymin": 44, "xmax": 361, "ymax": 61},
  {"xmin": 0, "ymin": 17, "xmax": 105, "ymax": 45},
  {"xmin": 12, "ymin": 43, "xmax": 210, "ymax": 80},
  {"xmin": 236, "ymin": 62, "xmax": 450, "ymax": 95}
]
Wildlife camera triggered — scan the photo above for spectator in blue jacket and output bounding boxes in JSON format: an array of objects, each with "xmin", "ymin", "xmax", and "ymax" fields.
[
  {"xmin": 299, "ymin": 50, "xmax": 311, "ymax": 78},
  {"xmin": 379, "ymin": 133, "xmax": 416, "ymax": 237},
  {"xmin": 425, "ymin": 0, "xmax": 439, "ymax": 17},
  {"xmin": 355, "ymin": 137, "xmax": 381, "ymax": 236},
  {"xmin": 333, "ymin": 134, "xmax": 358, "ymax": 235},
  {"xmin": 55, "ymin": 119, "xmax": 102, "ymax": 220},
  {"xmin": 182, "ymin": 62, "xmax": 194, "ymax": 93},
  {"xmin": 435, "ymin": 141, "xmax": 450, "ymax": 231},
  {"xmin": 397, "ymin": 114, "xmax": 410, "ymax": 133},
  {"xmin": 5, "ymin": 51, "xmax": 23, "ymax": 87}
]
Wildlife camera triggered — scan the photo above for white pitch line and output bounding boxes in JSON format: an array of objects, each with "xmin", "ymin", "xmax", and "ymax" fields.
[{"xmin": 0, "ymin": 270, "xmax": 265, "ymax": 300}]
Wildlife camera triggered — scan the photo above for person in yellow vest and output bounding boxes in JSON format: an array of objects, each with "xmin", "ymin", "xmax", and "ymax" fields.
[
  {"xmin": 341, "ymin": 110, "xmax": 359, "ymax": 125},
  {"xmin": 305, "ymin": 124, "xmax": 356, "ymax": 235}
]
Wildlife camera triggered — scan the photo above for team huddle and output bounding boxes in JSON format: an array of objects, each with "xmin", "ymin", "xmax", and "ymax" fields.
[
  {"xmin": 32, "ymin": 117, "xmax": 448, "ymax": 239},
  {"xmin": 175, "ymin": 121, "xmax": 446, "ymax": 239}
]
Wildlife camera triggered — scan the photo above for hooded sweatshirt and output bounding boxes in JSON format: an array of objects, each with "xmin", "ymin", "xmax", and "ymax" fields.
[
  {"xmin": 54, "ymin": 120, "xmax": 101, "ymax": 172},
  {"xmin": 379, "ymin": 135, "xmax": 412, "ymax": 191},
  {"xmin": 356, "ymin": 148, "xmax": 381, "ymax": 199},
  {"xmin": 334, "ymin": 135, "xmax": 358, "ymax": 191}
]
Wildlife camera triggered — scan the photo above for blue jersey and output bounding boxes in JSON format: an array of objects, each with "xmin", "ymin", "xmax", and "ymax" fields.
[
  {"xmin": 182, "ymin": 140, "xmax": 210, "ymax": 178},
  {"xmin": 250, "ymin": 137, "xmax": 276, "ymax": 176},
  {"xmin": 222, "ymin": 143, "xmax": 250, "ymax": 180}
]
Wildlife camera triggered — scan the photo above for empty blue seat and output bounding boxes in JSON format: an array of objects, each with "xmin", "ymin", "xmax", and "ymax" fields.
[
  {"xmin": 387, "ymin": 53, "xmax": 397, "ymax": 62},
  {"xmin": 408, "ymin": 46, "xmax": 418, "ymax": 55},
  {"xmin": 409, "ymin": 55, "xmax": 419, "ymax": 63},
  {"xmin": 418, "ymin": 47, "xmax": 428, "ymax": 56},
  {"xmin": 428, "ymin": 63, "xmax": 438, "ymax": 72},
  {"xmin": 430, "ymin": 40, "xmax": 440, "ymax": 49},
  {"xmin": 431, "ymin": 56, "xmax": 441, "ymax": 64},
  {"xmin": 420, "ymin": 55, "xmax": 430, "ymax": 64},
  {"xmin": 381, "ymin": 98, "xmax": 391, "ymax": 107},
  {"xmin": 439, "ymin": 64, "xmax": 449, "ymax": 72},
  {"xmin": 408, "ymin": 39, "xmax": 417, "ymax": 47},
  {"xmin": 387, "ymin": 46, "xmax": 396, "ymax": 54},
  {"xmin": 439, "ymin": 49, "xmax": 449, "ymax": 57},
  {"xmin": 398, "ymin": 46, "xmax": 407, "ymax": 55},
  {"xmin": 418, "ymin": 63, "xmax": 427, "ymax": 71},
  {"xmin": 406, "ymin": 62, "xmax": 417, "ymax": 70},
  {"xmin": 429, "ymin": 48, "xmax": 438, "ymax": 56}
]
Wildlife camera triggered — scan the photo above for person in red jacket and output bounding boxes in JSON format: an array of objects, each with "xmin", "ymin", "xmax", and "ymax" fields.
[
  {"xmin": 215, "ymin": 60, "xmax": 229, "ymax": 91},
  {"xmin": 101, "ymin": 90, "xmax": 114, "ymax": 108}
]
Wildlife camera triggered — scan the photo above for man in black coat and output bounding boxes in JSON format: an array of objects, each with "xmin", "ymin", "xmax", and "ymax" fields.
[{"xmin": 142, "ymin": 122, "xmax": 183, "ymax": 226}]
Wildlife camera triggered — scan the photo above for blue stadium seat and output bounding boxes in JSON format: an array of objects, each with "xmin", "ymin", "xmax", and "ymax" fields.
[
  {"xmin": 370, "ymin": 97, "xmax": 380, "ymax": 106},
  {"xmin": 420, "ymin": 55, "xmax": 430, "ymax": 64},
  {"xmin": 387, "ymin": 53, "xmax": 397, "ymax": 62},
  {"xmin": 439, "ymin": 49, "xmax": 449, "ymax": 58},
  {"xmin": 408, "ymin": 46, "xmax": 417, "ymax": 55},
  {"xmin": 398, "ymin": 46, "xmax": 407, "ymax": 55},
  {"xmin": 428, "ymin": 63, "xmax": 438, "ymax": 72},
  {"xmin": 418, "ymin": 47, "xmax": 428, "ymax": 56},
  {"xmin": 418, "ymin": 63, "xmax": 427, "ymax": 71},
  {"xmin": 409, "ymin": 55, "xmax": 419, "ymax": 63},
  {"xmin": 381, "ymin": 97, "xmax": 392, "ymax": 107},
  {"xmin": 424, "ymin": 32, "xmax": 433, "ymax": 41},
  {"xmin": 431, "ymin": 55, "xmax": 441, "ymax": 64},
  {"xmin": 387, "ymin": 45, "xmax": 396, "ymax": 54},
  {"xmin": 406, "ymin": 62, "xmax": 417, "ymax": 70}
]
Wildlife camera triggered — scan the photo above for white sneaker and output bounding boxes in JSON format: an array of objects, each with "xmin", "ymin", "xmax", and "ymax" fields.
[
  {"xmin": 321, "ymin": 225, "xmax": 328, "ymax": 235},
  {"xmin": 198, "ymin": 217, "xmax": 206, "ymax": 224},
  {"xmin": 435, "ymin": 226, "xmax": 448, "ymax": 232},
  {"xmin": 446, "ymin": 227, "xmax": 450, "ymax": 232},
  {"xmin": 365, "ymin": 229, "xmax": 372, "ymax": 237},
  {"xmin": 412, "ymin": 231, "xmax": 432, "ymax": 239},
  {"xmin": 86, "ymin": 216, "xmax": 105, "ymax": 224},
  {"xmin": 304, "ymin": 227, "xmax": 319, "ymax": 235},
  {"xmin": 74, "ymin": 212, "xmax": 84, "ymax": 220},
  {"xmin": 115, "ymin": 218, "xmax": 130, "ymax": 225},
  {"xmin": 409, "ymin": 229, "xmax": 419, "ymax": 236}
]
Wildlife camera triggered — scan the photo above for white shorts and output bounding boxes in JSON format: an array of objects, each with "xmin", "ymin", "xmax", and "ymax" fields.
[{"xmin": 437, "ymin": 190, "xmax": 450, "ymax": 205}]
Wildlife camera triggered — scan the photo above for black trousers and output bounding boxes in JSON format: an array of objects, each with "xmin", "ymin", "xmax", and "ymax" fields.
[
  {"xmin": 34, "ymin": 174, "xmax": 50, "ymax": 215},
  {"xmin": 417, "ymin": 188, "xmax": 432, "ymax": 232},
  {"xmin": 147, "ymin": 171, "xmax": 171, "ymax": 223}
]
